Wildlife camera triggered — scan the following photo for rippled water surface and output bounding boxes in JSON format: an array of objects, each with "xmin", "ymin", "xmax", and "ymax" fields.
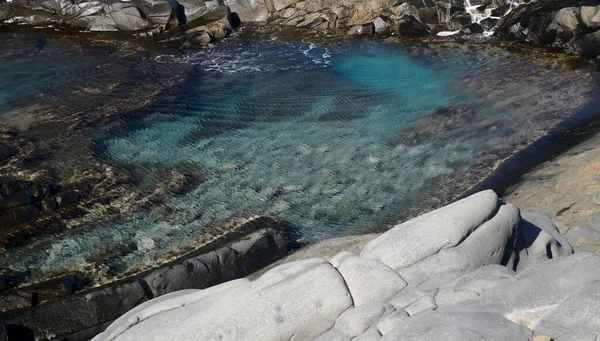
[{"xmin": 0, "ymin": 28, "xmax": 599, "ymax": 285}]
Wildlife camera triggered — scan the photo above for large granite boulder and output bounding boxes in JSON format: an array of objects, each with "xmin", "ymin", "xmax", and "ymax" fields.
[{"xmin": 93, "ymin": 190, "xmax": 596, "ymax": 341}]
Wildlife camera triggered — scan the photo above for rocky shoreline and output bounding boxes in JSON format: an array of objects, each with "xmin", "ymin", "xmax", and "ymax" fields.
[
  {"xmin": 1, "ymin": 0, "xmax": 600, "ymax": 340},
  {"xmin": 91, "ymin": 190, "xmax": 600, "ymax": 341},
  {"xmin": 1, "ymin": 0, "xmax": 600, "ymax": 56}
]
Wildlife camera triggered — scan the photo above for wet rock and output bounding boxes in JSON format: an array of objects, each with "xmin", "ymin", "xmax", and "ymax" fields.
[
  {"xmin": 373, "ymin": 15, "xmax": 393, "ymax": 34},
  {"xmin": 54, "ymin": 190, "xmax": 81, "ymax": 208},
  {"xmin": 462, "ymin": 22, "xmax": 484, "ymax": 34},
  {"xmin": 0, "ymin": 192, "xmax": 30, "ymax": 210},
  {"xmin": 449, "ymin": 12, "xmax": 471, "ymax": 30},
  {"xmin": 480, "ymin": 17, "xmax": 497, "ymax": 31},
  {"xmin": 6, "ymin": 281, "xmax": 149, "ymax": 339},
  {"xmin": 0, "ymin": 144, "xmax": 16, "ymax": 162},
  {"xmin": 348, "ymin": 23, "xmax": 375, "ymax": 35},
  {"xmin": 396, "ymin": 15, "xmax": 429, "ymax": 35},
  {"xmin": 0, "ymin": 204, "xmax": 38, "ymax": 231},
  {"xmin": 0, "ymin": 322, "xmax": 6, "ymax": 341}
]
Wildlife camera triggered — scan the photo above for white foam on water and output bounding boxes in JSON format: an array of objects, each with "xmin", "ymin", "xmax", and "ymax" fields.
[
  {"xmin": 155, "ymin": 41, "xmax": 332, "ymax": 73},
  {"xmin": 437, "ymin": 30, "xmax": 461, "ymax": 37}
]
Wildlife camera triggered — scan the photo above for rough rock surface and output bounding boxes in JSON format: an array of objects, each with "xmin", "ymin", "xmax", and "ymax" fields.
[
  {"xmin": 0, "ymin": 0, "xmax": 239, "ymax": 47},
  {"xmin": 496, "ymin": 0, "xmax": 600, "ymax": 57},
  {"xmin": 93, "ymin": 190, "xmax": 600, "ymax": 341},
  {"xmin": 503, "ymin": 129, "xmax": 600, "ymax": 254}
]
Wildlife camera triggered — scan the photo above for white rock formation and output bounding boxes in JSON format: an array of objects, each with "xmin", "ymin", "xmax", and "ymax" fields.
[{"xmin": 94, "ymin": 190, "xmax": 598, "ymax": 341}]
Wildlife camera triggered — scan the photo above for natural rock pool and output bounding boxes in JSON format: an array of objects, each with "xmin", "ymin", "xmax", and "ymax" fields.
[{"xmin": 1, "ymin": 27, "xmax": 599, "ymax": 287}]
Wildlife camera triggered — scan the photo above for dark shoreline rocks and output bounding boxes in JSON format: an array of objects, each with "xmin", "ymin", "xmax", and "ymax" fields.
[
  {"xmin": 0, "ymin": 225, "xmax": 287, "ymax": 341},
  {"xmin": 495, "ymin": 0, "xmax": 600, "ymax": 57}
]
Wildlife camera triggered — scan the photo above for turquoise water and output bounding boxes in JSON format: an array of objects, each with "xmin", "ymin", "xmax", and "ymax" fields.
[{"xmin": 1, "ymin": 31, "xmax": 598, "ymax": 284}]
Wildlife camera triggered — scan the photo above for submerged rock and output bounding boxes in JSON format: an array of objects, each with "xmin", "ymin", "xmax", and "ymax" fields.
[{"xmin": 91, "ymin": 190, "xmax": 595, "ymax": 341}]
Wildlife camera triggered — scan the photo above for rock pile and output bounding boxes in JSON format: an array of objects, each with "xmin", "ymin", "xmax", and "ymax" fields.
[
  {"xmin": 93, "ymin": 190, "xmax": 599, "ymax": 341},
  {"xmin": 496, "ymin": 0, "xmax": 600, "ymax": 56}
]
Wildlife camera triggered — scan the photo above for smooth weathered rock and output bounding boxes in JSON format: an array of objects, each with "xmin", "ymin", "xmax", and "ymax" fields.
[
  {"xmin": 380, "ymin": 310, "xmax": 533, "ymax": 341},
  {"xmin": 433, "ymin": 287, "xmax": 480, "ymax": 307},
  {"xmin": 451, "ymin": 264, "xmax": 515, "ymax": 295},
  {"xmin": 533, "ymin": 281, "xmax": 600, "ymax": 340},
  {"xmin": 404, "ymin": 295, "xmax": 436, "ymax": 316},
  {"xmin": 515, "ymin": 212, "xmax": 574, "ymax": 272},
  {"xmin": 353, "ymin": 328, "xmax": 383, "ymax": 341},
  {"xmin": 489, "ymin": 253, "xmax": 600, "ymax": 311},
  {"xmin": 398, "ymin": 203, "xmax": 520, "ymax": 285},
  {"xmin": 337, "ymin": 255, "xmax": 407, "ymax": 306},
  {"xmin": 92, "ymin": 190, "xmax": 599, "ymax": 341},
  {"xmin": 376, "ymin": 309, "xmax": 409, "ymax": 335},
  {"xmin": 361, "ymin": 190, "xmax": 500, "ymax": 271},
  {"xmin": 96, "ymin": 259, "xmax": 353, "ymax": 341},
  {"xmin": 314, "ymin": 329, "xmax": 351, "ymax": 341},
  {"xmin": 334, "ymin": 301, "xmax": 394, "ymax": 337}
]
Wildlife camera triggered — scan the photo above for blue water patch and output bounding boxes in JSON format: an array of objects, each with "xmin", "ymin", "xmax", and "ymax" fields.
[{"xmin": 9, "ymin": 32, "xmax": 588, "ymax": 283}]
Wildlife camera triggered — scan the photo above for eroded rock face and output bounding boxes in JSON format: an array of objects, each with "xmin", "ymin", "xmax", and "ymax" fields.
[
  {"xmin": 92, "ymin": 190, "xmax": 596, "ymax": 341},
  {"xmin": 0, "ymin": 0, "xmax": 239, "ymax": 47},
  {"xmin": 496, "ymin": 0, "xmax": 600, "ymax": 57}
]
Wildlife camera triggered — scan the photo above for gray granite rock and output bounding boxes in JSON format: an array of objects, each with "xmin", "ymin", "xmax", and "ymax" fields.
[
  {"xmin": 376, "ymin": 309, "xmax": 409, "ymax": 335},
  {"xmin": 380, "ymin": 310, "xmax": 533, "ymax": 341},
  {"xmin": 336, "ymin": 255, "xmax": 407, "ymax": 306},
  {"xmin": 334, "ymin": 300, "xmax": 394, "ymax": 337},
  {"xmin": 97, "ymin": 259, "xmax": 353, "ymax": 341},
  {"xmin": 516, "ymin": 212, "xmax": 574, "ymax": 272},
  {"xmin": 492, "ymin": 252, "xmax": 600, "ymax": 311},
  {"xmin": 361, "ymin": 190, "xmax": 500, "ymax": 272},
  {"xmin": 533, "ymin": 281, "xmax": 600, "ymax": 340},
  {"xmin": 93, "ymin": 191, "xmax": 597, "ymax": 341}
]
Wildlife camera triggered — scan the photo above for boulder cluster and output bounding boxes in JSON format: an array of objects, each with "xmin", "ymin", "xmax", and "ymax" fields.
[
  {"xmin": 496, "ymin": 0, "xmax": 600, "ymax": 56},
  {"xmin": 93, "ymin": 190, "xmax": 600, "ymax": 341}
]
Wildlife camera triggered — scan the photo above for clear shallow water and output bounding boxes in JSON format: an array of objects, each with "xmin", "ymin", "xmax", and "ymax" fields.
[{"xmin": 0, "ymin": 30, "xmax": 598, "ymax": 285}]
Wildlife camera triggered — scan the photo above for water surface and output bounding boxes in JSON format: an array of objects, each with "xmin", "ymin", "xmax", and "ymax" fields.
[{"xmin": 0, "ymin": 28, "xmax": 598, "ymax": 286}]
